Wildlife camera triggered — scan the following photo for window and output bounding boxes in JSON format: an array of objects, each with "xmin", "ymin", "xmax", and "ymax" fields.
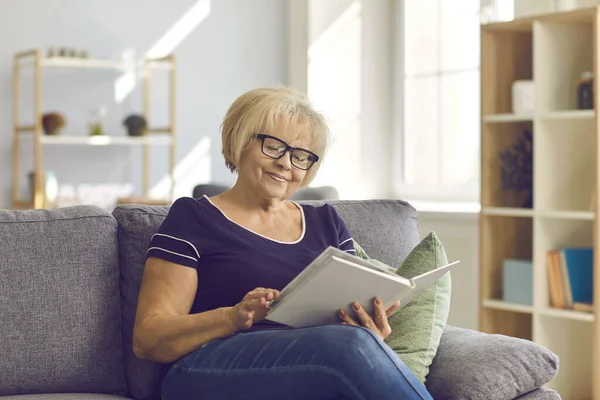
[{"xmin": 394, "ymin": 0, "xmax": 481, "ymax": 203}]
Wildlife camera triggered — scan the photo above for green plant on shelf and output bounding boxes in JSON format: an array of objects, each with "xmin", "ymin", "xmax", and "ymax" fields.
[{"xmin": 499, "ymin": 129, "xmax": 533, "ymax": 208}]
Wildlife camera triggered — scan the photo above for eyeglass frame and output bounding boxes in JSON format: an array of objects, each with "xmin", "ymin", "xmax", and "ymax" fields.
[{"xmin": 253, "ymin": 133, "xmax": 320, "ymax": 170}]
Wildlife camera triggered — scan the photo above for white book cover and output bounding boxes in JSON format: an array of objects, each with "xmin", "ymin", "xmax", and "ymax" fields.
[{"xmin": 266, "ymin": 246, "xmax": 459, "ymax": 328}]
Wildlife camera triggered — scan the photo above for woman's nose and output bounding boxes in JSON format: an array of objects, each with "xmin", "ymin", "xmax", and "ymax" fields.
[{"xmin": 274, "ymin": 150, "xmax": 292, "ymax": 170}]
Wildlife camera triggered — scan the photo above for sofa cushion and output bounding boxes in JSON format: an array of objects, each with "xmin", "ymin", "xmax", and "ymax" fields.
[
  {"xmin": 112, "ymin": 199, "xmax": 421, "ymax": 400},
  {"xmin": 516, "ymin": 387, "xmax": 562, "ymax": 399},
  {"xmin": 112, "ymin": 205, "xmax": 172, "ymax": 400},
  {"xmin": 306, "ymin": 199, "xmax": 421, "ymax": 266},
  {"xmin": 0, "ymin": 206, "xmax": 127, "ymax": 396},
  {"xmin": 426, "ymin": 326, "xmax": 559, "ymax": 400}
]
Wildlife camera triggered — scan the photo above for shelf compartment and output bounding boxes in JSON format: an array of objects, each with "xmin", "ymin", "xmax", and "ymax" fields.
[
  {"xmin": 534, "ymin": 315, "xmax": 593, "ymax": 399},
  {"xmin": 535, "ymin": 118, "xmax": 595, "ymax": 212},
  {"xmin": 481, "ymin": 215, "xmax": 533, "ymax": 300},
  {"xmin": 533, "ymin": 217, "xmax": 593, "ymax": 314},
  {"xmin": 480, "ymin": 214, "xmax": 533, "ymax": 338},
  {"xmin": 482, "ymin": 299, "xmax": 533, "ymax": 314},
  {"xmin": 482, "ymin": 121, "xmax": 533, "ymax": 208},
  {"xmin": 481, "ymin": 26, "xmax": 532, "ymax": 115},
  {"xmin": 534, "ymin": 20, "xmax": 594, "ymax": 112},
  {"xmin": 480, "ymin": 308, "xmax": 532, "ymax": 340}
]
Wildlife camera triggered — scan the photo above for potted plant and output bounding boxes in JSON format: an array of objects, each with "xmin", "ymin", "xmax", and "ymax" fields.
[
  {"xmin": 41, "ymin": 113, "xmax": 66, "ymax": 135},
  {"xmin": 123, "ymin": 114, "xmax": 148, "ymax": 137},
  {"xmin": 499, "ymin": 129, "xmax": 533, "ymax": 208}
]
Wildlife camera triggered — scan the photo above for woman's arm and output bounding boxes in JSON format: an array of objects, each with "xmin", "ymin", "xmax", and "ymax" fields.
[{"xmin": 132, "ymin": 257, "xmax": 237, "ymax": 363}]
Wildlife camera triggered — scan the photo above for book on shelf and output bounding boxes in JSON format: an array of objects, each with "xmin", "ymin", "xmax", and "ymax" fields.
[
  {"xmin": 265, "ymin": 246, "xmax": 460, "ymax": 328},
  {"xmin": 547, "ymin": 247, "xmax": 593, "ymax": 312}
]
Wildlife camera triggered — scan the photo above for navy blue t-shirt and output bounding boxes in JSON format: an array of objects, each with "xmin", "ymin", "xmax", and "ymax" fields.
[{"xmin": 145, "ymin": 195, "xmax": 355, "ymax": 329}]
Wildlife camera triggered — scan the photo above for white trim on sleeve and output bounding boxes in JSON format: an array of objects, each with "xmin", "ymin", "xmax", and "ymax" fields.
[
  {"xmin": 151, "ymin": 233, "xmax": 201, "ymax": 258},
  {"xmin": 339, "ymin": 237, "xmax": 353, "ymax": 247},
  {"xmin": 147, "ymin": 247, "xmax": 199, "ymax": 262}
]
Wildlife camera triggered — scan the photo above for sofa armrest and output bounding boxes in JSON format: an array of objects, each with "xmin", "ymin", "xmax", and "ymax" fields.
[{"xmin": 425, "ymin": 326, "xmax": 559, "ymax": 400}]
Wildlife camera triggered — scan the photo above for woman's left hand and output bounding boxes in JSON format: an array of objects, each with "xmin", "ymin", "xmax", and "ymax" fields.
[{"xmin": 338, "ymin": 297, "xmax": 401, "ymax": 341}]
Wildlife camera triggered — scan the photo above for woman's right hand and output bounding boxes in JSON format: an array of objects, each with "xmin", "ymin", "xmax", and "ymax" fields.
[{"xmin": 227, "ymin": 287, "xmax": 280, "ymax": 331}]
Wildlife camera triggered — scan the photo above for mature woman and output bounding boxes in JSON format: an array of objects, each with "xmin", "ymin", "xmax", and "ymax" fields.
[{"xmin": 133, "ymin": 87, "xmax": 433, "ymax": 400}]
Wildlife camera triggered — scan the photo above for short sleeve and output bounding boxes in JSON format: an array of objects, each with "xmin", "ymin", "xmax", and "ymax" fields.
[
  {"xmin": 328, "ymin": 205, "xmax": 356, "ymax": 254},
  {"xmin": 146, "ymin": 197, "xmax": 202, "ymax": 269}
]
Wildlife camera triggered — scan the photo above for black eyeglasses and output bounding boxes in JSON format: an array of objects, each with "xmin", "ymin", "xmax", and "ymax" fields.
[{"xmin": 253, "ymin": 133, "xmax": 319, "ymax": 171}]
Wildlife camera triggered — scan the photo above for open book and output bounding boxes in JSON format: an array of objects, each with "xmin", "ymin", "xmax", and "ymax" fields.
[{"xmin": 266, "ymin": 246, "xmax": 459, "ymax": 328}]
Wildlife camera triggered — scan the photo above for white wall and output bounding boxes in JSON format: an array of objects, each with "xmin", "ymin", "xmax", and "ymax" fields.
[
  {"xmin": 418, "ymin": 211, "xmax": 480, "ymax": 330},
  {"xmin": 0, "ymin": 0, "xmax": 287, "ymax": 209}
]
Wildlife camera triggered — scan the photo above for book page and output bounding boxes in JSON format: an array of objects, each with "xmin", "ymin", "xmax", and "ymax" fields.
[
  {"xmin": 266, "ymin": 253, "xmax": 412, "ymax": 328},
  {"xmin": 394, "ymin": 261, "xmax": 460, "ymax": 313}
]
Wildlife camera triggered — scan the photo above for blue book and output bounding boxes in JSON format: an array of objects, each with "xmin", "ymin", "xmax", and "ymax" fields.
[{"xmin": 560, "ymin": 248, "xmax": 593, "ymax": 307}]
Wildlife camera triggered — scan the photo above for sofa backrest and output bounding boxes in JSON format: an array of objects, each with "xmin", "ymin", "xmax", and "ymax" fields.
[
  {"xmin": 112, "ymin": 205, "xmax": 172, "ymax": 400},
  {"xmin": 112, "ymin": 198, "xmax": 420, "ymax": 400},
  {"xmin": 0, "ymin": 206, "xmax": 127, "ymax": 397}
]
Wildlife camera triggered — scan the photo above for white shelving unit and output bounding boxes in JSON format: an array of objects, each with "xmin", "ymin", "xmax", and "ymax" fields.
[
  {"xmin": 12, "ymin": 49, "xmax": 177, "ymax": 209},
  {"xmin": 480, "ymin": 7, "xmax": 600, "ymax": 399}
]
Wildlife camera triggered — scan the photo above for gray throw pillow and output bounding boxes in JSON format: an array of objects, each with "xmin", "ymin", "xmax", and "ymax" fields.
[{"xmin": 425, "ymin": 326, "xmax": 559, "ymax": 400}]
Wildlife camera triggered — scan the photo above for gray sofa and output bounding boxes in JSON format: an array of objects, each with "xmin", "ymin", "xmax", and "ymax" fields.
[{"xmin": 0, "ymin": 199, "xmax": 560, "ymax": 399}]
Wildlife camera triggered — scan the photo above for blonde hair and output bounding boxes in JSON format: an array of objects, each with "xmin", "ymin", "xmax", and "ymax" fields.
[{"xmin": 221, "ymin": 86, "xmax": 330, "ymax": 187}]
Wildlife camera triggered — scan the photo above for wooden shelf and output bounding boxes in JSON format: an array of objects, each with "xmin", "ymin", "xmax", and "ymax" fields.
[
  {"xmin": 16, "ymin": 56, "xmax": 175, "ymax": 71},
  {"xmin": 538, "ymin": 307, "xmax": 594, "ymax": 322},
  {"xmin": 481, "ymin": 8, "xmax": 600, "ymax": 398},
  {"xmin": 537, "ymin": 210, "xmax": 595, "ymax": 220},
  {"xmin": 483, "ymin": 114, "xmax": 534, "ymax": 123},
  {"xmin": 482, "ymin": 299, "xmax": 534, "ymax": 314},
  {"xmin": 41, "ymin": 57, "xmax": 126, "ymax": 70},
  {"xmin": 481, "ymin": 207, "xmax": 534, "ymax": 217},
  {"xmin": 540, "ymin": 110, "xmax": 595, "ymax": 120},
  {"xmin": 483, "ymin": 114, "xmax": 533, "ymax": 124},
  {"xmin": 12, "ymin": 49, "xmax": 178, "ymax": 210},
  {"xmin": 483, "ymin": 110, "xmax": 595, "ymax": 122},
  {"xmin": 32, "ymin": 134, "xmax": 172, "ymax": 146}
]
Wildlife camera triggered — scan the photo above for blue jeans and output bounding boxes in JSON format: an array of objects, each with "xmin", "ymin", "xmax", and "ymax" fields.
[{"xmin": 161, "ymin": 324, "xmax": 433, "ymax": 400}]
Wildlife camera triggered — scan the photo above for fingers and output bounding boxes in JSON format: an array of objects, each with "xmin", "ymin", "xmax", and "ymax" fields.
[
  {"xmin": 338, "ymin": 309, "xmax": 359, "ymax": 326},
  {"xmin": 337, "ymin": 299, "xmax": 394, "ymax": 340},
  {"xmin": 240, "ymin": 297, "xmax": 268, "ymax": 311},
  {"xmin": 372, "ymin": 297, "xmax": 392, "ymax": 338},
  {"xmin": 385, "ymin": 300, "xmax": 401, "ymax": 317},
  {"xmin": 349, "ymin": 302, "xmax": 378, "ymax": 331},
  {"xmin": 243, "ymin": 288, "xmax": 280, "ymax": 301}
]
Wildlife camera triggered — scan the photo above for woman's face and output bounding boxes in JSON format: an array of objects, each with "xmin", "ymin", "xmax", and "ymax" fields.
[{"xmin": 236, "ymin": 121, "xmax": 313, "ymax": 201}]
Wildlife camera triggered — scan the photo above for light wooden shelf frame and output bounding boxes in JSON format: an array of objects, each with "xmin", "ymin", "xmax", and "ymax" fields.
[
  {"xmin": 480, "ymin": 6, "xmax": 600, "ymax": 399},
  {"xmin": 11, "ymin": 49, "xmax": 177, "ymax": 209}
]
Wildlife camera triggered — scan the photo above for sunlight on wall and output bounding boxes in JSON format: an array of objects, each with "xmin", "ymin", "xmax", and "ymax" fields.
[
  {"xmin": 149, "ymin": 136, "xmax": 211, "ymax": 199},
  {"xmin": 114, "ymin": 0, "xmax": 211, "ymax": 103},
  {"xmin": 145, "ymin": 0, "xmax": 211, "ymax": 59},
  {"xmin": 307, "ymin": 0, "xmax": 362, "ymax": 200}
]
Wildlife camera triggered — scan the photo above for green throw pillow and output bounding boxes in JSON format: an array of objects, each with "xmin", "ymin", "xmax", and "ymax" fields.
[{"xmin": 353, "ymin": 232, "xmax": 451, "ymax": 383}]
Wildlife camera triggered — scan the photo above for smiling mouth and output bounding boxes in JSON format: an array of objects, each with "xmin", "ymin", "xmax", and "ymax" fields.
[{"xmin": 268, "ymin": 173, "xmax": 288, "ymax": 182}]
